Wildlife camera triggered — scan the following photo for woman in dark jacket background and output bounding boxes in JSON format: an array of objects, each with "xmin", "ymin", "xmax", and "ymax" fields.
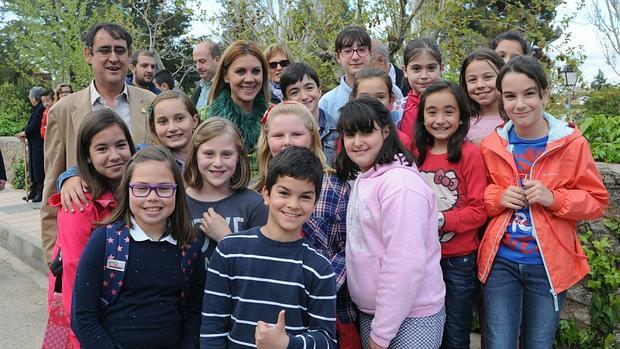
[{"xmin": 16, "ymin": 86, "xmax": 46, "ymax": 202}]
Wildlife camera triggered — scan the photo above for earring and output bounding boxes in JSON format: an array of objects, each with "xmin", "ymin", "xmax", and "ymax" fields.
[{"xmin": 87, "ymin": 159, "xmax": 92, "ymax": 164}]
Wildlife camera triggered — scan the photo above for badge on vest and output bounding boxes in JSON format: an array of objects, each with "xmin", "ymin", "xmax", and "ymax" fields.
[{"xmin": 106, "ymin": 258, "xmax": 126, "ymax": 272}]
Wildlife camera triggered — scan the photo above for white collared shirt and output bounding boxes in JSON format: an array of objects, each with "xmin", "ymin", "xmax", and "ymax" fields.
[
  {"xmin": 90, "ymin": 81, "xmax": 131, "ymax": 131},
  {"xmin": 196, "ymin": 79, "xmax": 213, "ymax": 111},
  {"xmin": 129, "ymin": 217, "xmax": 177, "ymax": 245},
  {"xmin": 389, "ymin": 63, "xmax": 397, "ymax": 84}
]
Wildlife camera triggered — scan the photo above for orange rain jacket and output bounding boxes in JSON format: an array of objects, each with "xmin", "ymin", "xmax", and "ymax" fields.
[{"xmin": 477, "ymin": 114, "xmax": 608, "ymax": 308}]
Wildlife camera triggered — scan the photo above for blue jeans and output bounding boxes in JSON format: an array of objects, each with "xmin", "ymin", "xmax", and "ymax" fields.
[
  {"xmin": 482, "ymin": 257, "xmax": 566, "ymax": 349},
  {"xmin": 440, "ymin": 252, "xmax": 480, "ymax": 349}
]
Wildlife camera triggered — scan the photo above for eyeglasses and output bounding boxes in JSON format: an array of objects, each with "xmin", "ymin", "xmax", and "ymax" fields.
[
  {"xmin": 338, "ymin": 46, "xmax": 370, "ymax": 58},
  {"xmin": 87, "ymin": 45, "xmax": 128, "ymax": 57},
  {"xmin": 129, "ymin": 183, "xmax": 177, "ymax": 198},
  {"xmin": 59, "ymin": 89, "xmax": 72, "ymax": 94},
  {"xmin": 268, "ymin": 59, "xmax": 291, "ymax": 69}
]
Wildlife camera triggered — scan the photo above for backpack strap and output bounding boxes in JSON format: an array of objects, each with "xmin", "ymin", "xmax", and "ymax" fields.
[{"xmin": 100, "ymin": 220, "xmax": 130, "ymax": 310}]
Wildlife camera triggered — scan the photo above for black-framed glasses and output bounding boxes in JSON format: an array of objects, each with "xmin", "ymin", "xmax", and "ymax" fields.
[
  {"xmin": 338, "ymin": 46, "xmax": 370, "ymax": 58},
  {"xmin": 129, "ymin": 183, "xmax": 177, "ymax": 198},
  {"xmin": 87, "ymin": 45, "xmax": 128, "ymax": 57},
  {"xmin": 268, "ymin": 59, "xmax": 291, "ymax": 69}
]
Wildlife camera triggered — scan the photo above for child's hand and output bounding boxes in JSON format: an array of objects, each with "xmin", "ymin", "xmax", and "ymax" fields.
[
  {"xmin": 523, "ymin": 180, "xmax": 554, "ymax": 207},
  {"xmin": 255, "ymin": 310, "xmax": 289, "ymax": 349},
  {"xmin": 369, "ymin": 338, "xmax": 387, "ymax": 349},
  {"xmin": 501, "ymin": 186, "xmax": 528, "ymax": 209},
  {"xmin": 60, "ymin": 176, "xmax": 90, "ymax": 213},
  {"xmin": 200, "ymin": 208, "xmax": 232, "ymax": 242}
]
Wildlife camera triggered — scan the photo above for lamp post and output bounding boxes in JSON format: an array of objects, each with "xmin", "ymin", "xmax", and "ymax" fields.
[{"xmin": 560, "ymin": 66, "xmax": 578, "ymax": 121}]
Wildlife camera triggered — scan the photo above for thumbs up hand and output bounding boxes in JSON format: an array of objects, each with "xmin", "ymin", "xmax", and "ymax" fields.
[{"xmin": 255, "ymin": 310, "xmax": 290, "ymax": 349}]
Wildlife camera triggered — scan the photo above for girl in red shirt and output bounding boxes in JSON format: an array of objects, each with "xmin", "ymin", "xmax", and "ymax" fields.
[{"xmin": 412, "ymin": 80, "xmax": 488, "ymax": 348}]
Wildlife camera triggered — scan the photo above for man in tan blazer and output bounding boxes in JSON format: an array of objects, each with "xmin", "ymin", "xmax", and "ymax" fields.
[{"xmin": 41, "ymin": 23, "xmax": 155, "ymax": 263}]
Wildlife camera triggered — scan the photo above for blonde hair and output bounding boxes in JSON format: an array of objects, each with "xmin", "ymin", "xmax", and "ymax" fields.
[
  {"xmin": 263, "ymin": 42, "xmax": 294, "ymax": 63},
  {"xmin": 183, "ymin": 117, "xmax": 251, "ymax": 191},
  {"xmin": 208, "ymin": 40, "xmax": 270, "ymax": 104},
  {"xmin": 253, "ymin": 102, "xmax": 329, "ymax": 191}
]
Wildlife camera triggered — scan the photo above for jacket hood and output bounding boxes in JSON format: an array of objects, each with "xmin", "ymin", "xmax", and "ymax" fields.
[
  {"xmin": 358, "ymin": 154, "xmax": 419, "ymax": 179},
  {"xmin": 494, "ymin": 112, "xmax": 580, "ymax": 144}
]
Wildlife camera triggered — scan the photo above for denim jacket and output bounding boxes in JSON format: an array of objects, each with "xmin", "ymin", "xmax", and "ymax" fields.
[{"xmin": 319, "ymin": 108, "xmax": 339, "ymax": 167}]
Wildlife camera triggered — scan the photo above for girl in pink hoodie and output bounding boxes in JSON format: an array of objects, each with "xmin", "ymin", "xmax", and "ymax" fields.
[{"xmin": 336, "ymin": 97, "xmax": 446, "ymax": 349}]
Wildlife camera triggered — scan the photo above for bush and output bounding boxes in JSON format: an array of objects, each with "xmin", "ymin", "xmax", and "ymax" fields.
[
  {"xmin": 0, "ymin": 82, "xmax": 30, "ymax": 136},
  {"xmin": 579, "ymin": 114, "xmax": 620, "ymax": 163},
  {"xmin": 10, "ymin": 158, "xmax": 25, "ymax": 189},
  {"xmin": 554, "ymin": 220, "xmax": 620, "ymax": 349},
  {"xmin": 583, "ymin": 86, "xmax": 620, "ymax": 118}
]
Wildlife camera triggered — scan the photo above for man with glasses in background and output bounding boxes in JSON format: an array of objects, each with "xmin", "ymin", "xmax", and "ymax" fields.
[
  {"xmin": 319, "ymin": 26, "xmax": 373, "ymax": 123},
  {"xmin": 40, "ymin": 23, "xmax": 155, "ymax": 264}
]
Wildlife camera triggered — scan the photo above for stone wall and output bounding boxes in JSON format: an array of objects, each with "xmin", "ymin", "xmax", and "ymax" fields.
[
  {"xmin": 0, "ymin": 136, "xmax": 25, "ymax": 182},
  {"xmin": 561, "ymin": 162, "xmax": 620, "ymax": 343}
]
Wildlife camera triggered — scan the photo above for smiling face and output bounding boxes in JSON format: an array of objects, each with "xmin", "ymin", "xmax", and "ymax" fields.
[
  {"xmin": 495, "ymin": 39, "xmax": 524, "ymax": 63},
  {"xmin": 58, "ymin": 86, "xmax": 72, "ymax": 99},
  {"xmin": 267, "ymin": 113, "xmax": 314, "ymax": 157},
  {"xmin": 404, "ymin": 51, "xmax": 442, "ymax": 95},
  {"xmin": 129, "ymin": 160, "xmax": 176, "ymax": 235},
  {"xmin": 84, "ymin": 28, "xmax": 130, "ymax": 90},
  {"xmin": 355, "ymin": 77, "xmax": 393, "ymax": 108},
  {"xmin": 196, "ymin": 133, "xmax": 239, "ymax": 194},
  {"xmin": 343, "ymin": 122, "xmax": 388, "ymax": 172},
  {"xmin": 262, "ymin": 175, "xmax": 316, "ymax": 240},
  {"xmin": 88, "ymin": 124, "xmax": 132, "ymax": 181},
  {"xmin": 41, "ymin": 95, "xmax": 54, "ymax": 109},
  {"xmin": 224, "ymin": 54, "xmax": 263, "ymax": 111},
  {"xmin": 423, "ymin": 90, "xmax": 461, "ymax": 151},
  {"xmin": 283, "ymin": 75, "xmax": 322, "ymax": 117},
  {"xmin": 501, "ymin": 72, "xmax": 548, "ymax": 138},
  {"xmin": 153, "ymin": 98, "xmax": 199, "ymax": 153},
  {"xmin": 465, "ymin": 59, "xmax": 499, "ymax": 111}
]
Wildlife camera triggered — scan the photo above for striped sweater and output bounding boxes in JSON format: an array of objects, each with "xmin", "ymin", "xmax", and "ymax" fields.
[{"xmin": 200, "ymin": 227, "xmax": 337, "ymax": 349}]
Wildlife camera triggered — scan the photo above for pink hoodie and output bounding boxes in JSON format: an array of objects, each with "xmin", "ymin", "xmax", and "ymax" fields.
[{"xmin": 346, "ymin": 156, "xmax": 445, "ymax": 347}]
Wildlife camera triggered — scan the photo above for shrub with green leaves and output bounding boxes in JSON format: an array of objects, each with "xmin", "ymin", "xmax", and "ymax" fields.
[
  {"xmin": 579, "ymin": 115, "xmax": 620, "ymax": 164},
  {"xmin": 555, "ymin": 220, "xmax": 620, "ymax": 349},
  {"xmin": 583, "ymin": 86, "xmax": 620, "ymax": 118},
  {"xmin": 10, "ymin": 158, "xmax": 25, "ymax": 189},
  {"xmin": 0, "ymin": 82, "xmax": 30, "ymax": 136}
]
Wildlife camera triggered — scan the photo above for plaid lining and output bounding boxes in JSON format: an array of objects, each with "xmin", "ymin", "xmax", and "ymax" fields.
[{"xmin": 303, "ymin": 173, "xmax": 357, "ymax": 323}]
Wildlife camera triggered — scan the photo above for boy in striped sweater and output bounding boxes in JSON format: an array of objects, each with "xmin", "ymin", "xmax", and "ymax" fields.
[{"xmin": 201, "ymin": 146, "xmax": 337, "ymax": 349}]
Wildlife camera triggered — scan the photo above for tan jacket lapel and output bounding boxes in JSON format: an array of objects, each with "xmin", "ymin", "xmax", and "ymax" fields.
[
  {"xmin": 127, "ymin": 86, "xmax": 150, "ymax": 144},
  {"xmin": 70, "ymin": 88, "xmax": 93, "ymax": 133}
]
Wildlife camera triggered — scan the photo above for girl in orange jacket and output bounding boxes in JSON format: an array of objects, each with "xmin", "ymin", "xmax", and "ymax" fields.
[{"xmin": 478, "ymin": 56, "xmax": 608, "ymax": 349}]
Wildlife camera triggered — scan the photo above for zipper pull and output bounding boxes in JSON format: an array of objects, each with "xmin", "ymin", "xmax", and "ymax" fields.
[{"xmin": 551, "ymin": 289, "xmax": 559, "ymax": 311}]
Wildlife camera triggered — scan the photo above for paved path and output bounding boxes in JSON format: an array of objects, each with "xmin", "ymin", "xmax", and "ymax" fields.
[
  {"xmin": 0, "ymin": 243, "xmax": 47, "ymax": 348},
  {"xmin": 0, "ymin": 185, "xmax": 46, "ymax": 274}
]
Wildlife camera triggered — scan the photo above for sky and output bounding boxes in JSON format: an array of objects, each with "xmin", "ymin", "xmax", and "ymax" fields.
[
  {"xmin": 554, "ymin": 1, "xmax": 619, "ymax": 83},
  {"xmin": 189, "ymin": 0, "xmax": 619, "ymax": 84}
]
